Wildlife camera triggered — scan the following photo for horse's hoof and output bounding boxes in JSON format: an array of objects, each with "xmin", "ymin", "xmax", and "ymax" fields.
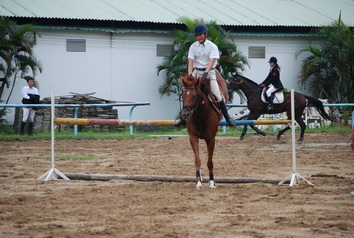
[
  {"xmin": 196, "ymin": 181, "xmax": 203, "ymax": 189},
  {"xmin": 240, "ymin": 137, "xmax": 244, "ymax": 141},
  {"xmin": 297, "ymin": 139, "xmax": 303, "ymax": 144},
  {"xmin": 209, "ymin": 180, "xmax": 216, "ymax": 189},
  {"xmin": 277, "ymin": 135, "xmax": 281, "ymax": 141},
  {"xmin": 261, "ymin": 132, "xmax": 266, "ymax": 136}
]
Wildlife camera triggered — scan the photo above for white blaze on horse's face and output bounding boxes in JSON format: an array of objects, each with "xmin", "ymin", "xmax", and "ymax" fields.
[{"xmin": 187, "ymin": 91, "xmax": 190, "ymax": 95}]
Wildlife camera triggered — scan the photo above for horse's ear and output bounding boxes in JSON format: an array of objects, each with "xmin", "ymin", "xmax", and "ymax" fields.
[
  {"xmin": 180, "ymin": 76, "xmax": 186, "ymax": 87},
  {"xmin": 180, "ymin": 75, "xmax": 190, "ymax": 87}
]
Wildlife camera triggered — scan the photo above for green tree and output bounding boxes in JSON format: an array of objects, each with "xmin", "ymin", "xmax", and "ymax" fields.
[
  {"xmin": 157, "ymin": 17, "xmax": 248, "ymax": 113},
  {"xmin": 296, "ymin": 14, "xmax": 354, "ymax": 103},
  {"xmin": 0, "ymin": 17, "xmax": 42, "ymax": 104}
]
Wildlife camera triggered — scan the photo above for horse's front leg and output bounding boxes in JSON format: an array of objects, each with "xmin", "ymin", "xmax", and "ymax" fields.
[
  {"xmin": 249, "ymin": 125, "xmax": 266, "ymax": 136},
  {"xmin": 189, "ymin": 135, "xmax": 202, "ymax": 189},
  {"xmin": 240, "ymin": 125, "xmax": 248, "ymax": 140},
  {"xmin": 277, "ymin": 125, "xmax": 291, "ymax": 140},
  {"xmin": 205, "ymin": 138, "xmax": 216, "ymax": 188}
]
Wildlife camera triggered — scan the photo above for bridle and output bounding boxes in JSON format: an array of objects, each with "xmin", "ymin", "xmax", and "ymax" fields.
[
  {"xmin": 182, "ymin": 86, "xmax": 201, "ymax": 116},
  {"xmin": 229, "ymin": 77, "xmax": 262, "ymax": 103}
]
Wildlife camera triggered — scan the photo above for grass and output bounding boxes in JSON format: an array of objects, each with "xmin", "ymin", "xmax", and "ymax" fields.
[{"xmin": 0, "ymin": 123, "xmax": 351, "ymax": 142}]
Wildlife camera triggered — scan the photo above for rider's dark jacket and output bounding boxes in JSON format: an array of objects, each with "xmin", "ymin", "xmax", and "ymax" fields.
[{"xmin": 261, "ymin": 66, "xmax": 284, "ymax": 89}]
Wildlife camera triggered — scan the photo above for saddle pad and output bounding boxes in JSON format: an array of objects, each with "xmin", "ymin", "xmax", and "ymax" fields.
[{"xmin": 261, "ymin": 88, "xmax": 284, "ymax": 104}]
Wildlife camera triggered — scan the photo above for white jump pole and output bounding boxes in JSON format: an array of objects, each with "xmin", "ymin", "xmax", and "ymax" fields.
[
  {"xmin": 37, "ymin": 88, "xmax": 70, "ymax": 181},
  {"xmin": 279, "ymin": 89, "xmax": 314, "ymax": 186}
]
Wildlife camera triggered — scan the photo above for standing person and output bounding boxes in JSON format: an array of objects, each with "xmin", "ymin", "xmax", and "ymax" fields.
[
  {"xmin": 174, "ymin": 24, "xmax": 235, "ymax": 127},
  {"xmin": 259, "ymin": 56, "xmax": 284, "ymax": 110},
  {"xmin": 20, "ymin": 76, "xmax": 40, "ymax": 135}
]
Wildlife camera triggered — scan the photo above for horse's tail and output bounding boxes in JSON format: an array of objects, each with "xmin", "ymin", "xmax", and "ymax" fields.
[{"xmin": 304, "ymin": 95, "xmax": 333, "ymax": 121}]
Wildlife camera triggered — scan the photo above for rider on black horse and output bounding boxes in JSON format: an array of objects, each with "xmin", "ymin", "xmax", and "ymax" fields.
[{"xmin": 259, "ymin": 57, "xmax": 284, "ymax": 110}]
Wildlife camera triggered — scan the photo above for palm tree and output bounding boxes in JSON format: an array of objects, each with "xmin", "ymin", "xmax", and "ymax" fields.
[
  {"xmin": 157, "ymin": 17, "xmax": 248, "ymax": 113},
  {"xmin": 296, "ymin": 14, "xmax": 354, "ymax": 103},
  {"xmin": 0, "ymin": 17, "xmax": 42, "ymax": 103}
]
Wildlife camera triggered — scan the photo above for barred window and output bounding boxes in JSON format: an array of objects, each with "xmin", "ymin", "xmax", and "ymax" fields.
[
  {"xmin": 156, "ymin": 44, "xmax": 172, "ymax": 57},
  {"xmin": 248, "ymin": 46, "xmax": 265, "ymax": 58},
  {"xmin": 66, "ymin": 39, "xmax": 86, "ymax": 52}
]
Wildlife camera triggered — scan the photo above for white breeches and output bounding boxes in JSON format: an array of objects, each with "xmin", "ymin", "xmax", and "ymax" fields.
[
  {"xmin": 22, "ymin": 107, "xmax": 36, "ymax": 122},
  {"xmin": 266, "ymin": 85, "xmax": 278, "ymax": 97},
  {"xmin": 192, "ymin": 69, "xmax": 222, "ymax": 102}
]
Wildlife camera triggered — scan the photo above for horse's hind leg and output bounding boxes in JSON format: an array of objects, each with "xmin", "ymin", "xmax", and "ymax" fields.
[
  {"xmin": 189, "ymin": 135, "xmax": 202, "ymax": 189},
  {"xmin": 296, "ymin": 116, "xmax": 306, "ymax": 143},
  {"xmin": 205, "ymin": 138, "xmax": 216, "ymax": 188}
]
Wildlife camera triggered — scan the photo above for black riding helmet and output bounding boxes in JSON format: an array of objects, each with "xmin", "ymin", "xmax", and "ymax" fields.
[{"xmin": 268, "ymin": 56, "xmax": 277, "ymax": 63}]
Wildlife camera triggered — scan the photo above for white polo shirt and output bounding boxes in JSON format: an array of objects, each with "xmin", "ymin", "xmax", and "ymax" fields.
[
  {"xmin": 21, "ymin": 85, "xmax": 39, "ymax": 99},
  {"xmin": 188, "ymin": 39, "xmax": 219, "ymax": 68}
]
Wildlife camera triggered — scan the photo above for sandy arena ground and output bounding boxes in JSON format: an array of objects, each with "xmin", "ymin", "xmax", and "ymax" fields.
[{"xmin": 0, "ymin": 132, "xmax": 353, "ymax": 237}]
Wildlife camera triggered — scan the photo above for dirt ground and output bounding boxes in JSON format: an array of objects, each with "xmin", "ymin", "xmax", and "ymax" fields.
[{"xmin": 0, "ymin": 131, "xmax": 353, "ymax": 238}]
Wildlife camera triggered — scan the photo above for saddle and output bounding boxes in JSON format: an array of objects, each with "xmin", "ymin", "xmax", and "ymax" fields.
[
  {"xmin": 261, "ymin": 88, "xmax": 284, "ymax": 104},
  {"xmin": 202, "ymin": 70, "xmax": 228, "ymax": 112}
]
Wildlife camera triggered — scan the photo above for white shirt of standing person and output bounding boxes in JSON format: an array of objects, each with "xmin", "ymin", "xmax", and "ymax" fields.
[{"xmin": 21, "ymin": 85, "xmax": 39, "ymax": 99}]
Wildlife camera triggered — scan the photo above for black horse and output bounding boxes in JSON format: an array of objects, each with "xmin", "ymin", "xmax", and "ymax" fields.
[{"xmin": 228, "ymin": 74, "xmax": 332, "ymax": 142}]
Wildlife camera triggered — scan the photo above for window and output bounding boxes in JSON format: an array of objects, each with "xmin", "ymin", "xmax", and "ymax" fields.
[
  {"xmin": 156, "ymin": 44, "xmax": 172, "ymax": 57},
  {"xmin": 248, "ymin": 46, "xmax": 265, "ymax": 59},
  {"xmin": 66, "ymin": 39, "xmax": 86, "ymax": 52}
]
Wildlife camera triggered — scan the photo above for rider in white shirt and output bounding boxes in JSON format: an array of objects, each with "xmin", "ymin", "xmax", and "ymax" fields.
[{"xmin": 174, "ymin": 24, "xmax": 235, "ymax": 127}]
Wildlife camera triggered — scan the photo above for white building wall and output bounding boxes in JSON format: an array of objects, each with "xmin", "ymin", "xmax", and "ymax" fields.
[{"xmin": 3, "ymin": 29, "xmax": 320, "ymax": 124}]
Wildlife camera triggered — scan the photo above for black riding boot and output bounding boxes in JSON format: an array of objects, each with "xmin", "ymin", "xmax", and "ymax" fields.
[
  {"xmin": 173, "ymin": 117, "xmax": 186, "ymax": 127},
  {"xmin": 267, "ymin": 95, "xmax": 275, "ymax": 111},
  {"xmin": 220, "ymin": 100, "xmax": 235, "ymax": 127},
  {"xmin": 20, "ymin": 121, "xmax": 26, "ymax": 136},
  {"xmin": 28, "ymin": 122, "xmax": 34, "ymax": 136}
]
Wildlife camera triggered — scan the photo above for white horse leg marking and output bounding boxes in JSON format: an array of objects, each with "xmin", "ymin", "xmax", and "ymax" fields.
[
  {"xmin": 196, "ymin": 181, "xmax": 203, "ymax": 189},
  {"xmin": 209, "ymin": 180, "xmax": 216, "ymax": 188}
]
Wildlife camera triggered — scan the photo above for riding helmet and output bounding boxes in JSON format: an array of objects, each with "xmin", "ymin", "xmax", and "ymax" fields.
[
  {"xmin": 194, "ymin": 24, "xmax": 207, "ymax": 36},
  {"xmin": 268, "ymin": 56, "xmax": 277, "ymax": 63}
]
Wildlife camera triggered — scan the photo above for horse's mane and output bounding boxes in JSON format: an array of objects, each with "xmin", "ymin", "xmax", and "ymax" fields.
[
  {"xmin": 235, "ymin": 74, "xmax": 259, "ymax": 87},
  {"xmin": 200, "ymin": 78, "xmax": 211, "ymax": 96}
]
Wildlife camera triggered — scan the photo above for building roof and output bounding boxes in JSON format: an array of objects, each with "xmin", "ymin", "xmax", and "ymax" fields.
[{"xmin": 1, "ymin": 0, "xmax": 353, "ymax": 27}]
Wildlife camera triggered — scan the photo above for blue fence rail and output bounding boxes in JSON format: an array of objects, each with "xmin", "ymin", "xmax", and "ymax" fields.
[{"xmin": 0, "ymin": 102, "xmax": 150, "ymax": 135}]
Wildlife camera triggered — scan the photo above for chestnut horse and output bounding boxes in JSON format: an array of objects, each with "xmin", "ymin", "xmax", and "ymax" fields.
[
  {"xmin": 181, "ymin": 73, "xmax": 227, "ymax": 189},
  {"xmin": 228, "ymin": 73, "xmax": 332, "ymax": 142}
]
